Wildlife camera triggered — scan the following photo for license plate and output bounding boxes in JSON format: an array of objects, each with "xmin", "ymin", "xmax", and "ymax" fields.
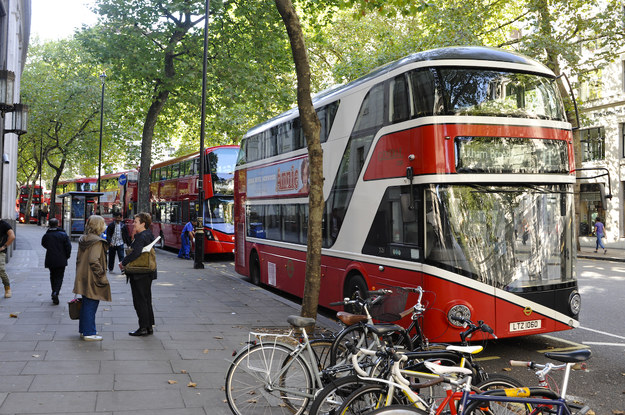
[{"xmin": 509, "ymin": 319, "xmax": 542, "ymax": 332}]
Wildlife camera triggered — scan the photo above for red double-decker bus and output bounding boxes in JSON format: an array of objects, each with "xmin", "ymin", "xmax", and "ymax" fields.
[
  {"xmin": 17, "ymin": 184, "xmax": 47, "ymax": 223},
  {"xmin": 234, "ymin": 47, "xmax": 580, "ymax": 342},
  {"xmin": 149, "ymin": 145, "xmax": 239, "ymax": 255}
]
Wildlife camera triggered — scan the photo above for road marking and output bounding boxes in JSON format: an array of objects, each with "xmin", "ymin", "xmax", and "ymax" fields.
[
  {"xmin": 537, "ymin": 335, "xmax": 588, "ymax": 353},
  {"xmin": 578, "ymin": 326, "xmax": 625, "ymax": 340},
  {"xmin": 582, "ymin": 341, "xmax": 625, "ymax": 347}
]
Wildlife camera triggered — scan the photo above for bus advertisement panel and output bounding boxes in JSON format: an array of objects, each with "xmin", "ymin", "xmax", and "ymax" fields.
[{"xmin": 234, "ymin": 46, "xmax": 579, "ymax": 342}]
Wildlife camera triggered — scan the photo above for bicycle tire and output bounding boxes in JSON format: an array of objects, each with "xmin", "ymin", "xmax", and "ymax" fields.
[
  {"xmin": 463, "ymin": 387, "xmax": 560, "ymax": 415},
  {"xmin": 366, "ymin": 405, "xmax": 428, "ymax": 415},
  {"xmin": 225, "ymin": 343, "xmax": 313, "ymax": 415},
  {"xmin": 308, "ymin": 374, "xmax": 373, "ymax": 415},
  {"xmin": 336, "ymin": 383, "xmax": 414, "ymax": 415},
  {"xmin": 309, "ymin": 339, "xmax": 346, "ymax": 372}
]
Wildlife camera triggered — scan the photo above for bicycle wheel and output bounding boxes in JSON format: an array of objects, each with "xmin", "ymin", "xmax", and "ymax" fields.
[
  {"xmin": 225, "ymin": 343, "xmax": 313, "ymax": 415},
  {"xmin": 473, "ymin": 375, "xmax": 531, "ymax": 415},
  {"xmin": 337, "ymin": 383, "xmax": 414, "ymax": 415},
  {"xmin": 308, "ymin": 374, "xmax": 372, "ymax": 415},
  {"xmin": 330, "ymin": 324, "xmax": 378, "ymax": 367},
  {"xmin": 309, "ymin": 339, "xmax": 346, "ymax": 372},
  {"xmin": 367, "ymin": 405, "xmax": 428, "ymax": 414}
]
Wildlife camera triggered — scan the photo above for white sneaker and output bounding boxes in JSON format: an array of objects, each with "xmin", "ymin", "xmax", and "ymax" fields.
[{"xmin": 82, "ymin": 335, "xmax": 102, "ymax": 341}]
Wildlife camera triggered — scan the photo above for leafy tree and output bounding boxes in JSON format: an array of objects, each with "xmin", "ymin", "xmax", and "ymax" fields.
[
  {"xmin": 20, "ymin": 39, "xmax": 107, "ymax": 217},
  {"xmin": 275, "ymin": 0, "xmax": 323, "ymax": 322}
]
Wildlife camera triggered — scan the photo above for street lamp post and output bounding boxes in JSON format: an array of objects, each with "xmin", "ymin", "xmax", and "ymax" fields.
[
  {"xmin": 194, "ymin": 0, "xmax": 211, "ymax": 269},
  {"xmin": 97, "ymin": 72, "xmax": 106, "ymax": 209}
]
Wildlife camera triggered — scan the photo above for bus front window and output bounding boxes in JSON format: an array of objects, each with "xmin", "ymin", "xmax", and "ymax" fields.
[
  {"xmin": 425, "ymin": 184, "xmax": 575, "ymax": 291},
  {"xmin": 204, "ymin": 196, "xmax": 235, "ymax": 234}
]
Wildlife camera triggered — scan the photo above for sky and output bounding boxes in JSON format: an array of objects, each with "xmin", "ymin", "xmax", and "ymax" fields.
[{"xmin": 30, "ymin": 0, "xmax": 98, "ymax": 41}]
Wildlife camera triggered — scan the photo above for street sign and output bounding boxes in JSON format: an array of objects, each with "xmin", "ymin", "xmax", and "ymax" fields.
[{"xmin": 118, "ymin": 174, "xmax": 127, "ymax": 186}]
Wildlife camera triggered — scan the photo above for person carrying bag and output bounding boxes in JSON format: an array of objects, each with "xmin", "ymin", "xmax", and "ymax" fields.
[{"xmin": 120, "ymin": 212, "xmax": 158, "ymax": 337}]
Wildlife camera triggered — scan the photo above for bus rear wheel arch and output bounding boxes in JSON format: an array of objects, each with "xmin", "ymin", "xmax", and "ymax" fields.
[{"xmin": 249, "ymin": 251, "xmax": 261, "ymax": 286}]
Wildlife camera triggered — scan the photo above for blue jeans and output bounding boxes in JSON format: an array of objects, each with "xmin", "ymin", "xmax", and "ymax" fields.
[
  {"xmin": 79, "ymin": 296, "xmax": 100, "ymax": 336},
  {"xmin": 596, "ymin": 233, "xmax": 605, "ymax": 250},
  {"xmin": 108, "ymin": 245, "xmax": 125, "ymax": 271}
]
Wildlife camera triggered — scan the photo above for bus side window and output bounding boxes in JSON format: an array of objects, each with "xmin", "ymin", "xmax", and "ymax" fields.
[
  {"xmin": 409, "ymin": 69, "xmax": 436, "ymax": 117},
  {"xmin": 389, "ymin": 74, "xmax": 411, "ymax": 123},
  {"xmin": 353, "ymin": 83, "xmax": 385, "ymax": 133}
]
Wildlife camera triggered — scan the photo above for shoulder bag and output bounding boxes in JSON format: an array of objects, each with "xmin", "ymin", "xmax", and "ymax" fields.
[{"xmin": 125, "ymin": 236, "xmax": 160, "ymax": 273}]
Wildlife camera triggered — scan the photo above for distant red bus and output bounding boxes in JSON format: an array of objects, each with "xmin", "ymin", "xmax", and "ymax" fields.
[
  {"xmin": 149, "ymin": 145, "xmax": 239, "ymax": 255},
  {"xmin": 17, "ymin": 184, "xmax": 46, "ymax": 223}
]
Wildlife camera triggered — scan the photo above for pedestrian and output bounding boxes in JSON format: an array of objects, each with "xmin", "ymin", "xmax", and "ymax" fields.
[
  {"xmin": 73, "ymin": 215, "xmax": 111, "ymax": 341},
  {"xmin": 594, "ymin": 217, "xmax": 607, "ymax": 254},
  {"xmin": 120, "ymin": 212, "xmax": 156, "ymax": 337},
  {"xmin": 178, "ymin": 217, "xmax": 196, "ymax": 259},
  {"xmin": 0, "ymin": 219, "xmax": 15, "ymax": 298},
  {"xmin": 41, "ymin": 217, "xmax": 72, "ymax": 305},
  {"xmin": 40, "ymin": 204, "xmax": 49, "ymax": 226},
  {"xmin": 105, "ymin": 211, "xmax": 131, "ymax": 273}
]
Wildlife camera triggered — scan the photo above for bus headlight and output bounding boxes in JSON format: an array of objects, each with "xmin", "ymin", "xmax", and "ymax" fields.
[
  {"xmin": 205, "ymin": 230, "xmax": 214, "ymax": 241},
  {"xmin": 569, "ymin": 290, "xmax": 581, "ymax": 315},
  {"xmin": 447, "ymin": 304, "xmax": 471, "ymax": 327}
]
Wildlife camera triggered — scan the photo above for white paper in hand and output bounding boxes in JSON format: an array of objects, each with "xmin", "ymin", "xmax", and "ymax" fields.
[{"xmin": 142, "ymin": 236, "xmax": 161, "ymax": 253}]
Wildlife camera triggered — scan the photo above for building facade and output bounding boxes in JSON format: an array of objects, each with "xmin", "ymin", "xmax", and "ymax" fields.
[
  {"xmin": 0, "ymin": 0, "xmax": 31, "ymax": 254},
  {"xmin": 578, "ymin": 53, "xmax": 625, "ymax": 248}
]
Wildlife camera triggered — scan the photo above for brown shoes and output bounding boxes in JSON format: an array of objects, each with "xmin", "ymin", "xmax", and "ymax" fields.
[{"xmin": 4, "ymin": 286, "xmax": 11, "ymax": 298}]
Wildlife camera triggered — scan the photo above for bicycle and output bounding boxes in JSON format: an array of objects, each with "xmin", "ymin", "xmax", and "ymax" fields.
[
  {"xmin": 377, "ymin": 349, "xmax": 593, "ymax": 415},
  {"xmin": 334, "ymin": 344, "xmax": 523, "ymax": 415},
  {"xmin": 225, "ymin": 315, "xmax": 329, "ymax": 415},
  {"xmin": 309, "ymin": 317, "xmax": 521, "ymax": 415}
]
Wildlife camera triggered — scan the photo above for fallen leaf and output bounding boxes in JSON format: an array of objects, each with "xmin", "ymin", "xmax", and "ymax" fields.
[
  {"xmin": 612, "ymin": 411, "xmax": 624, "ymax": 415},
  {"xmin": 180, "ymin": 370, "xmax": 188, "ymax": 374},
  {"xmin": 246, "ymin": 399, "xmax": 258, "ymax": 404},
  {"xmin": 9, "ymin": 313, "xmax": 18, "ymax": 318},
  {"xmin": 502, "ymin": 367, "xmax": 512, "ymax": 372},
  {"xmin": 203, "ymin": 349, "xmax": 209, "ymax": 354},
  {"xmin": 32, "ymin": 354, "xmax": 40, "ymax": 358},
  {"xmin": 214, "ymin": 336, "xmax": 223, "ymax": 339},
  {"xmin": 167, "ymin": 380, "xmax": 178, "ymax": 384},
  {"xmin": 187, "ymin": 382, "xmax": 197, "ymax": 387}
]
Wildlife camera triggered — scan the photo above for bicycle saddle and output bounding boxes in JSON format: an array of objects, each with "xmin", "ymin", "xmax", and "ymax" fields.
[
  {"xmin": 366, "ymin": 323, "xmax": 405, "ymax": 336},
  {"xmin": 287, "ymin": 315, "xmax": 316, "ymax": 328},
  {"xmin": 544, "ymin": 349, "xmax": 591, "ymax": 363},
  {"xmin": 337, "ymin": 311, "xmax": 368, "ymax": 326}
]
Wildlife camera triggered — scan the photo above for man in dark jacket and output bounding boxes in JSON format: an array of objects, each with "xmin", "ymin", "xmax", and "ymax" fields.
[
  {"xmin": 106, "ymin": 212, "xmax": 131, "ymax": 273},
  {"xmin": 41, "ymin": 218, "xmax": 72, "ymax": 305}
]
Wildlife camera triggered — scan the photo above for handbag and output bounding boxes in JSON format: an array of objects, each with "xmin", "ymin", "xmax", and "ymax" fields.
[
  {"xmin": 125, "ymin": 249, "xmax": 157, "ymax": 273},
  {"xmin": 124, "ymin": 236, "xmax": 160, "ymax": 273},
  {"xmin": 68, "ymin": 297, "xmax": 82, "ymax": 320}
]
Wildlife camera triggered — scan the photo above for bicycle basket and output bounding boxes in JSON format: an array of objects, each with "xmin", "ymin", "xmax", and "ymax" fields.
[{"xmin": 369, "ymin": 287, "xmax": 408, "ymax": 322}]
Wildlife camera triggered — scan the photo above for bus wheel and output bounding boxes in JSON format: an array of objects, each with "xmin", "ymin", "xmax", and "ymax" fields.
[
  {"xmin": 249, "ymin": 252, "xmax": 261, "ymax": 286},
  {"xmin": 344, "ymin": 274, "xmax": 368, "ymax": 313},
  {"xmin": 158, "ymin": 233, "xmax": 165, "ymax": 249}
]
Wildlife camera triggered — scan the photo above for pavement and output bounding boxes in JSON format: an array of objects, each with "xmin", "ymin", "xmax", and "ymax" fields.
[{"xmin": 0, "ymin": 224, "xmax": 336, "ymax": 415}]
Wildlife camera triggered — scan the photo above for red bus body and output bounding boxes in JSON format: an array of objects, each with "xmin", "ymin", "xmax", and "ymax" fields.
[
  {"xmin": 17, "ymin": 185, "xmax": 45, "ymax": 223},
  {"xmin": 149, "ymin": 145, "xmax": 239, "ymax": 255},
  {"xmin": 234, "ymin": 47, "xmax": 580, "ymax": 342}
]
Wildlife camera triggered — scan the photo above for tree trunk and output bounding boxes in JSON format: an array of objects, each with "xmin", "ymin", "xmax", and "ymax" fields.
[{"xmin": 275, "ymin": 0, "xmax": 323, "ymax": 322}]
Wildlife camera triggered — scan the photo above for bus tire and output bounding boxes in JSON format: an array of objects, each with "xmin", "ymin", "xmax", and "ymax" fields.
[
  {"xmin": 250, "ymin": 251, "xmax": 261, "ymax": 286},
  {"xmin": 344, "ymin": 274, "xmax": 368, "ymax": 313}
]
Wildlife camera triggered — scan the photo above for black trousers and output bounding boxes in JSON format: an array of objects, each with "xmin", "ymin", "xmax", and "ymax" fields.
[
  {"xmin": 129, "ymin": 275, "xmax": 155, "ymax": 329},
  {"xmin": 49, "ymin": 267, "xmax": 66, "ymax": 294}
]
